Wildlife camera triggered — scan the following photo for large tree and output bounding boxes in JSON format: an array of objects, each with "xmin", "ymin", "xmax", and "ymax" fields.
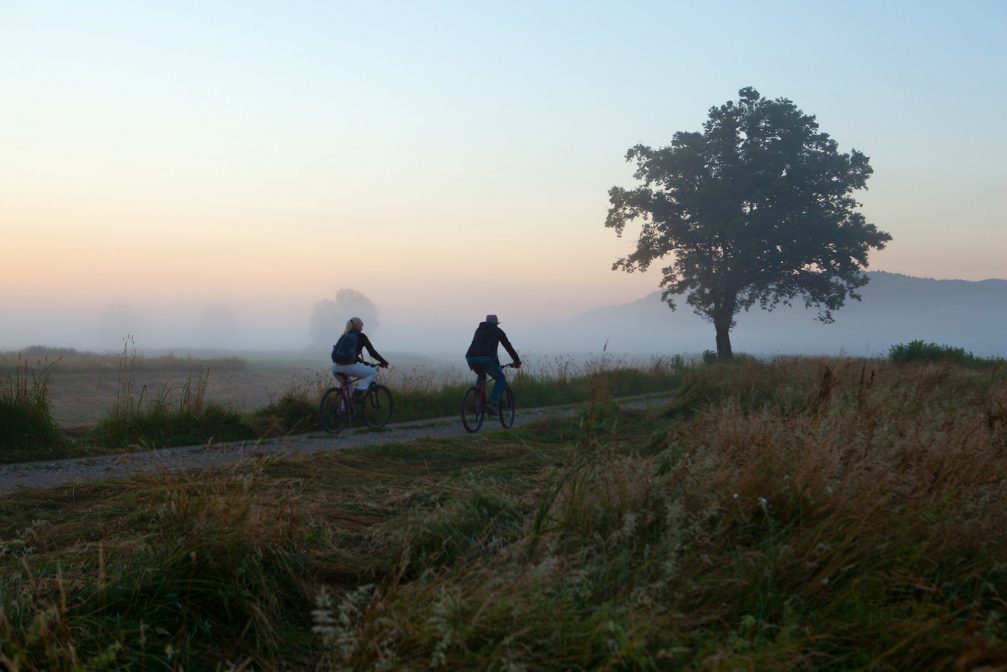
[
  {"xmin": 309, "ymin": 288, "xmax": 380, "ymax": 349},
  {"xmin": 605, "ymin": 87, "xmax": 892, "ymax": 360}
]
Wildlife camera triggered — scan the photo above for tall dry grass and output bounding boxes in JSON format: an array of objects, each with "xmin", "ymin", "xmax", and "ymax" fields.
[
  {"xmin": 325, "ymin": 359, "xmax": 1007, "ymax": 670},
  {"xmin": 5, "ymin": 356, "xmax": 1004, "ymax": 669},
  {"xmin": 0, "ymin": 463, "xmax": 324, "ymax": 669},
  {"xmin": 0, "ymin": 356, "xmax": 66, "ymax": 461},
  {"xmin": 91, "ymin": 340, "xmax": 254, "ymax": 449}
]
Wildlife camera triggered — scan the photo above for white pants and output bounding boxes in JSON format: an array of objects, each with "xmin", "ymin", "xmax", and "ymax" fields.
[{"xmin": 331, "ymin": 362, "xmax": 376, "ymax": 393}]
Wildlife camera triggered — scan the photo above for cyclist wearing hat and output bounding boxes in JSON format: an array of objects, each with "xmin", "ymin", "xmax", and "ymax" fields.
[{"xmin": 465, "ymin": 314, "xmax": 522, "ymax": 414}]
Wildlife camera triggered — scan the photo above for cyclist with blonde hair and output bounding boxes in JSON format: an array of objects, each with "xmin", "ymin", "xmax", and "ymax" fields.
[{"xmin": 330, "ymin": 317, "xmax": 389, "ymax": 400}]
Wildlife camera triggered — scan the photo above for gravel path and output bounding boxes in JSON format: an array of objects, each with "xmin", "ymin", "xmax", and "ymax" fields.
[{"xmin": 0, "ymin": 395, "xmax": 673, "ymax": 496}]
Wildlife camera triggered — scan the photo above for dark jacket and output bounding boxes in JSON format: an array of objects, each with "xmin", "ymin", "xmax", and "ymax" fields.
[
  {"xmin": 334, "ymin": 332, "xmax": 388, "ymax": 366},
  {"xmin": 465, "ymin": 322, "xmax": 520, "ymax": 362},
  {"xmin": 355, "ymin": 333, "xmax": 388, "ymax": 366}
]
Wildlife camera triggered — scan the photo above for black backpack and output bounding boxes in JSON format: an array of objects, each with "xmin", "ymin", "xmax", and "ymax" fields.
[{"xmin": 331, "ymin": 331, "xmax": 359, "ymax": 364}]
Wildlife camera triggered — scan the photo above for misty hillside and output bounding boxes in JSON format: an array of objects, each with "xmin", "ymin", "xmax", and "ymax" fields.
[{"xmin": 546, "ymin": 272, "xmax": 1007, "ymax": 357}]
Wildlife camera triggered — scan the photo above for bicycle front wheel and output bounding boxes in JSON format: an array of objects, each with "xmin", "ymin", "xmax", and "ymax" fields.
[
  {"xmin": 320, "ymin": 388, "xmax": 349, "ymax": 435},
  {"xmin": 499, "ymin": 387, "xmax": 516, "ymax": 428},
  {"xmin": 461, "ymin": 386, "xmax": 484, "ymax": 433},
  {"xmin": 362, "ymin": 385, "xmax": 394, "ymax": 428}
]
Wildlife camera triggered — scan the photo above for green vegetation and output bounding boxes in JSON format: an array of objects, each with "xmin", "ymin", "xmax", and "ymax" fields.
[
  {"xmin": 91, "ymin": 400, "xmax": 254, "ymax": 449},
  {"xmin": 1, "ymin": 354, "xmax": 684, "ymax": 460},
  {"xmin": 90, "ymin": 368, "xmax": 255, "ymax": 450},
  {"xmin": 3, "ymin": 357, "xmax": 1005, "ymax": 669},
  {"xmin": 251, "ymin": 379, "xmax": 322, "ymax": 436},
  {"xmin": 387, "ymin": 356, "xmax": 684, "ymax": 424},
  {"xmin": 889, "ymin": 339, "xmax": 1006, "ymax": 368},
  {"xmin": 0, "ymin": 358, "xmax": 67, "ymax": 462}
]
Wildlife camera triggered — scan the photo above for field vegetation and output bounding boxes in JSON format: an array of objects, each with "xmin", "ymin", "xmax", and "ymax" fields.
[
  {"xmin": 0, "ymin": 346, "xmax": 246, "ymax": 374},
  {"xmin": 0, "ymin": 349, "xmax": 683, "ymax": 460},
  {"xmin": 2, "ymin": 356, "xmax": 1005, "ymax": 669},
  {"xmin": 889, "ymin": 339, "xmax": 1006, "ymax": 369},
  {"xmin": 0, "ymin": 358, "xmax": 67, "ymax": 463}
]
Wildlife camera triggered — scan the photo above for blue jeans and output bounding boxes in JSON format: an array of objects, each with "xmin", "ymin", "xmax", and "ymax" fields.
[{"xmin": 466, "ymin": 355, "xmax": 506, "ymax": 404}]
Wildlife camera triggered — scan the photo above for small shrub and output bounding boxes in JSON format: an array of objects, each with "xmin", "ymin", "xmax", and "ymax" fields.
[
  {"xmin": 889, "ymin": 340, "xmax": 1004, "ymax": 368},
  {"xmin": 254, "ymin": 380, "xmax": 320, "ymax": 436}
]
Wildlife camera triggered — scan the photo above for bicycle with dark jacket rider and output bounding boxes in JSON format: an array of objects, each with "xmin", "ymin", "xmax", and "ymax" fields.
[{"xmin": 464, "ymin": 314, "xmax": 521, "ymax": 415}]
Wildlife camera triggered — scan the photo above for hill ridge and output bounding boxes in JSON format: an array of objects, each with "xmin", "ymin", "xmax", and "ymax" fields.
[{"xmin": 552, "ymin": 271, "xmax": 1007, "ymax": 356}]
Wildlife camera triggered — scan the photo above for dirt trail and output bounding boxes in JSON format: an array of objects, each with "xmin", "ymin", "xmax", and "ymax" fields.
[{"xmin": 0, "ymin": 396, "xmax": 672, "ymax": 495}]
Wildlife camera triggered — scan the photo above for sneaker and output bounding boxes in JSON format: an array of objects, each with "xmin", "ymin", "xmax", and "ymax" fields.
[
  {"xmin": 484, "ymin": 403, "xmax": 499, "ymax": 416},
  {"xmin": 351, "ymin": 388, "xmax": 366, "ymax": 402}
]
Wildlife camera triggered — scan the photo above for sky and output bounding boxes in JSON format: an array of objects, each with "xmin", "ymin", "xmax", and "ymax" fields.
[{"xmin": 1, "ymin": 0, "xmax": 1005, "ymax": 352}]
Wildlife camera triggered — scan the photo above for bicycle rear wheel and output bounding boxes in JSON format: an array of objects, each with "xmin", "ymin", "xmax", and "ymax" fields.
[
  {"xmin": 362, "ymin": 385, "xmax": 393, "ymax": 428},
  {"xmin": 498, "ymin": 387, "xmax": 515, "ymax": 428},
  {"xmin": 320, "ymin": 388, "xmax": 350, "ymax": 435},
  {"xmin": 461, "ymin": 386, "xmax": 484, "ymax": 433}
]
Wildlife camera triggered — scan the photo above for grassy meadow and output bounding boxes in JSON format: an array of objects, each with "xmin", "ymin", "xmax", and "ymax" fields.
[
  {"xmin": 1, "ymin": 355, "xmax": 1005, "ymax": 670},
  {"xmin": 0, "ymin": 347, "xmax": 684, "ymax": 460}
]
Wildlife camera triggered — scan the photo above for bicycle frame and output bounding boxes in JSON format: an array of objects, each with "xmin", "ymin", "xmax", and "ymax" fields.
[
  {"xmin": 472, "ymin": 362, "xmax": 514, "ymax": 410},
  {"xmin": 461, "ymin": 362, "xmax": 516, "ymax": 433},
  {"xmin": 332, "ymin": 362, "xmax": 380, "ymax": 421},
  {"xmin": 319, "ymin": 361, "xmax": 395, "ymax": 436}
]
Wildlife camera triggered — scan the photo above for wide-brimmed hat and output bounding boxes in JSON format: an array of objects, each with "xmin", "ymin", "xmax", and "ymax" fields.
[{"xmin": 485, "ymin": 314, "xmax": 500, "ymax": 324}]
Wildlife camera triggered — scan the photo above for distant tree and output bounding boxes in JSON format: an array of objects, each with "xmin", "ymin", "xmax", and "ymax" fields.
[
  {"xmin": 605, "ymin": 87, "xmax": 892, "ymax": 360},
  {"xmin": 197, "ymin": 305, "xmax": 238, "ymax": 348},
  {"xmin": 309, "ymin": 288, "xmax": 380, "ymax": 349}
]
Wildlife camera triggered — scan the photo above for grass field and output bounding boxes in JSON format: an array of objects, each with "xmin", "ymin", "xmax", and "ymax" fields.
[
  {"xmin": 2, "ymin": 356, "xmax": 1005, "ymax": 670},
  {"xmin": 1, "ymin": 348, "xmax": 684, "ymax": 458},
  {"xmin": 2, "ymin": 349, "xmax": 656, "ymax": 427},
  {"xmin": 3, "ymin": 351, "xmax": 326, "ymax": 428}
]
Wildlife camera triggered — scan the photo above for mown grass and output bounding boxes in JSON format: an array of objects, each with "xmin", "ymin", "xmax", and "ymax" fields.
[{"xmin": 3, "ymin": 357, "xmax": 1005, "ymax": 670}]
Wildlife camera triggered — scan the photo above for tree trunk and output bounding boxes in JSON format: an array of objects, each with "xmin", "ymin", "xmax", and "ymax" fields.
[{"xmin": 714, "ymin": 317, "xmax": 733, "ymax": 361}]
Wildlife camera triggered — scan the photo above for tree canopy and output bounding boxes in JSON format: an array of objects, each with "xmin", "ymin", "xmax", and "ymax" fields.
[
  {"xmin": 605, "ymin": 87, "xmax": 892, "ymax": 359},
  {"xmin": 309, "ymin": 289, "xmax": 380, "ymax": 349}
]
